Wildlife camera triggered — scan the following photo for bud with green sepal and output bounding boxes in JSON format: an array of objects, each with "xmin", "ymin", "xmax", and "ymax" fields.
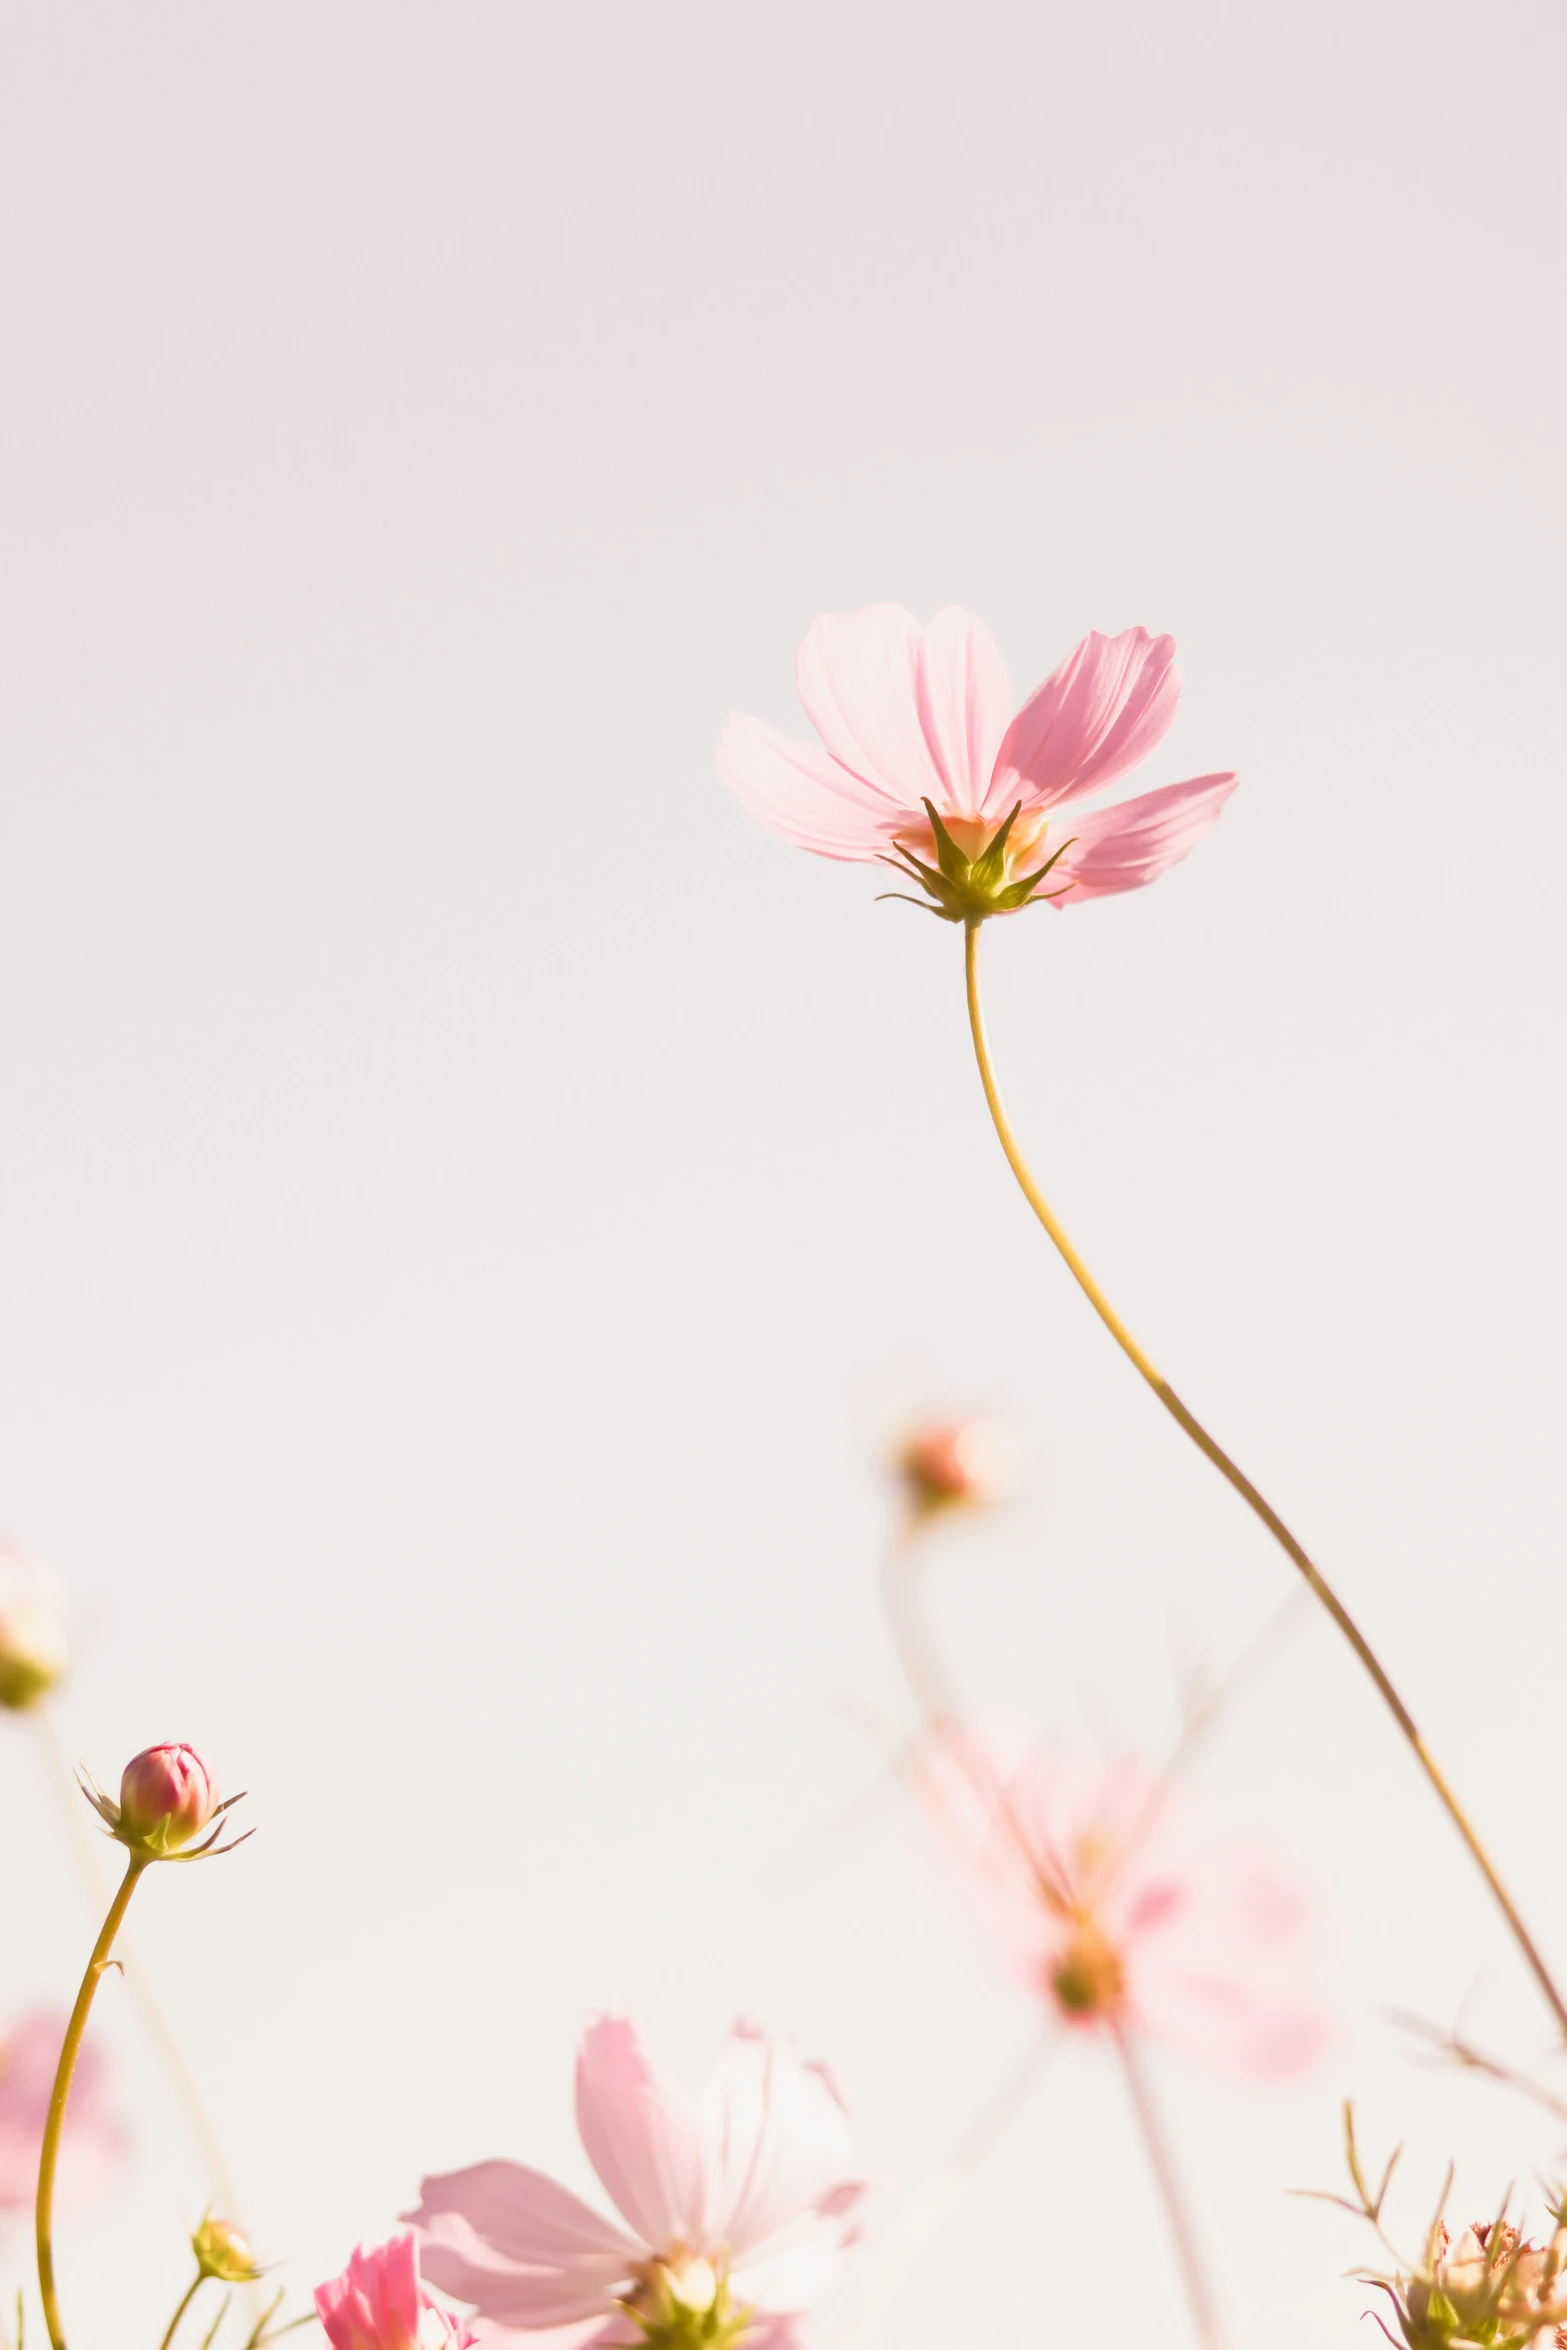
[
  {"xmin": 877, "ymin": 798, "xmax": 1075, "ymax": 925},
  {"xmin": 192, "ymin": 2212, "xmax": 264, "ymax": 2285},
  {"xmin": 77, "ymin": 1742, "xmax": 251, "ymax": 1863},
  {"xmin": 0, "ymin": 1542, "xmax": 68, "ymax": 1711}
]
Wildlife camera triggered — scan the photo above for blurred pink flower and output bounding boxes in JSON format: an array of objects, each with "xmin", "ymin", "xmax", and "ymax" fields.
[
  {"xmin": 921, "ymin": 1733, "xmax": 1329, "ymax": 2081},
  {"xmin": 408, "ymin": 2014, "xmax": 867, "ymax": 2350},
  {"xmin": 0, "ymin": 2007, "xmax": 126, "ymax": 2215},
  {"xmin": 720, "ymin": 606, "xmax": 1236, "ymax": 913},
  {"xmin": 316, "ymin": 2233, "xmax": 476, "ymax": 2350}
]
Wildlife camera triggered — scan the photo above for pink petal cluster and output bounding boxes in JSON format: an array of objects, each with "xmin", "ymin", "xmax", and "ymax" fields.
[
  {"xmin": 117, "ymin": 1742, "xmax": 219, "ymax": 1852},
  {"xmin": 922, "ymin": 1734, "xmax": 1330, "ymax": 2081},
  {"xmin": 408, "ymin": 2015, "xmax": 867, "ymax": 2349},
  {"xmin": 317, "ymin": 2233, "xmax": 476, "ymax": 2350},
  {"xmin": 0, "ymin": 2007, "xmax": 126, "ymax": 2215},
  {"xmin": 720, "ymin": 605, "xmax": 1236, "ymax": 905}
]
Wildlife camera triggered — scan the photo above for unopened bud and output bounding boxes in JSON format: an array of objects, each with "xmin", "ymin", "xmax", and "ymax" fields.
[
  {"xmin": 193, "ymin": 2212, "xmax": 262, "ymax": 2282},
  {"xmin": 117, "ymin": 1744, "xmax": 219, "ymax": 1855},
  {"xmin": 0, "ymin": 1542, "xmax": 68, "ymax": 1710},
  {"xmin": 896, "ymin": 1418, "xmax": 1009, "ymax": 1521}
]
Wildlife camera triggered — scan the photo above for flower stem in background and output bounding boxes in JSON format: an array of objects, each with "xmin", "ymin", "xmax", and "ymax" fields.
[
  {"xmin": 30, "ymin": 1706, "xmax": 250, "ymax": 2241},
  {"xmin": 36, "ymin": 1852, "xmax": 146, "ymax": 2350},
  {"xmin": 880, "ymin": 1528, "xmax": 959, "ymax": 1729},
  {"xmin": 961, "ymin": 918, "xmax": 1567, "ymax": 2038},
  {"xmin": 158, "ymin": 2274, "xmax": 205, "ymax": 2350},
  {"xmin": 827, "ymin": 2031, "xmax": 1057, "ymax": 2350},
  {"xmin": 1113, "ymin": 2026, "xmax": 1228, "ymax": 2350}
]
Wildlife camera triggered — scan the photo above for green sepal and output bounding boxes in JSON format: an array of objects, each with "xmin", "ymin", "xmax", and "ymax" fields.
[
  {"xmin": 968, "ymin": 802, "xmax": 1022, "ymax": 891},
  {"xmin": 921, "ymin": 799, "xmax": 971, "ymax": 885}
]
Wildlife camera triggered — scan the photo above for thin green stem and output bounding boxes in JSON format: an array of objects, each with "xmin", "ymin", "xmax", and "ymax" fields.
[
  {"xmin": 962, "ymin": 919, "xmax": 1567, "ymax": 2037},
  {"xmin": 36, "ymin": 1852, "xmax": 147, "ymax": 2350},
  {"xmin": 158, "ymin": 2275, "xmax": 206, "ymax": 2350},
  {"xmin": 1114, "ymin": 2026, "xmax": 1228, "ymax": 2350}
]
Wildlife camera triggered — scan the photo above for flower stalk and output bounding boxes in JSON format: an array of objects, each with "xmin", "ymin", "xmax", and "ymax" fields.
[
  {"xmin": 961, "ymin": 915, "xmax": 1567, "ymax": 2038},
  {"xmin": 35, "ymin": 1852, "xmax": 147, "ymax": 2350},
  {"xmin": 1113, "ymin": 2026, "xmax": 1228, "ymax": 2350}
]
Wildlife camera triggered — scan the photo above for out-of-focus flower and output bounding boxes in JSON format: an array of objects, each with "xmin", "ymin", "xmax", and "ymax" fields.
[
  {"xmin": 0, "ymin": 2008, "xmax": 126, "ymax": 2215},
  {"xmin": 1372, "ymin": 2216, "xmax": 1567, "ymax": 2347},
  {"xmin": 894, "ymin": 1418, "xmax": 1010, "ymax": 1523},
  {"xmin": 317, "ymin": 2234, "xmax": 475, "ymax": 2350},
  {"xmin": 408, "ymin": 2013, "xmax": 867, "ymax": 2350},
  {"xmin": 720, "ymin": 607, "xmax": 1236, "ymax": 924},
  {"xmin": 920, "ymin": 1732, "xmax": 1329, "ymax": 2079},
  {"xmin": 193, "ymin": 2211, "xmax": 263, "ymax": 2282},
  {"xmin": 80, "ymin": 1742, "xmax": 246, "ymax": 1862},
  {"xmin": 0, "ymin": 1539, "xmax": 68, "ymax": 1710}
]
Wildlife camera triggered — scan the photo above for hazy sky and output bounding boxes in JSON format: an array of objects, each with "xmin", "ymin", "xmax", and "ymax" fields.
[{"xmin": 3, "ymin": 4, "xmax": 1566, "ymax": 2341}]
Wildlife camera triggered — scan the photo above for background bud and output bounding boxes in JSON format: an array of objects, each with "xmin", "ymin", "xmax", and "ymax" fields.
[
  {"xmin": 117, "ymin": 1743, "xmax": 219, "ymax": 1854},
  {"xmin": 193, "ymin": 2213, "xmax": 262, "ymax": 2282},
  {"xmin": 895, "ymin": 1417, "xmax": 1011, "ymax": 1521},
  {"xmin": 0, "ymin": 1541, "xmax": 68, "ymax": 1711}
]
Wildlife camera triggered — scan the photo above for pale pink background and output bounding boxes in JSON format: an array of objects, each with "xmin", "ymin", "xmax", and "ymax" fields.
[{"xmin": 1, "ymin": 3, "xmax": 1565, "ymax": 2341}]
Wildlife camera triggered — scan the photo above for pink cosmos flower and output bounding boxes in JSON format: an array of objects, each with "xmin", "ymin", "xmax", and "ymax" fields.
[
  {"xmin": 719, "ymin": 606, "xmax": 1236, "ymax": 919},
  {"xmin": 407, "ymin": 2015, "xmax": 867, "ymax": 2350},
  {"xmin": 0, "ymin": 2007, "xmax": 126, "ymax": 2215},
  {"xmin": 316, "ymin": 2233, "xmax": 476, "ymax": 2350},
  {"xmin": 920, "ymin": 1732, "xmax": 1329, "ymax": 2082}
]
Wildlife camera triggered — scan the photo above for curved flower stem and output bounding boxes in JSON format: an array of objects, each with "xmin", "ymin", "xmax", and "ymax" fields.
[
  {"xmin": 31, "ymin": 1707, "xmax": 251, "ymax": 2238},
  {"xmin": 1113, "ymin": 2026, "xmax": 1227, "ymax": 2350},
  {"xmin": 881, "ymin": 1527, "xmax": 959, "ymax": 1729},
  {"xmin": 36, "ymin": 1851, "xmax": 147, "ymax": 2350},
  {"xmin": 158, "ymin": 2274, "xmax": 206, "ymax": 2350},
  {"xmin": 962, "ymin": 919, "xmax": 1567, "ymax": 2038}
]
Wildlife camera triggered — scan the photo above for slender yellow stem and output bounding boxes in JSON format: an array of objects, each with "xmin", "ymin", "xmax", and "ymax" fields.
[
  {"xmin": 31, "ymin": 1708, "xmax": 251, "ymax": 2238},
  {"xmin": 158, "ymin": 2274, "xmax": 205, "ymax": 2350},
  {"xmin": 1113, "ymin": 2026, "xmax": 1228, "ymax": 2350},
  {"xmin": 962, "ymin": 920, "xmax": 1567, "ymax": 2037},
  {"xmin": 37, "ymin": 1852, "xmax": 146, "ymax": 2350}
]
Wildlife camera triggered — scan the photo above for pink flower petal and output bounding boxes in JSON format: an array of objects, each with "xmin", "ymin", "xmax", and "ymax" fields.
[
  {"xmin": 911, "ymin": 607, "xmax": 1014, "ymax": 811},
  {"xmin": 987, "ymin": 629, "xmax": 1181, "ymax": 816},
  {"xmin": 795, "ymin": 605, "xmax": 1010, "ymax": 816},
  {"xmin": 701, "ymin": 2021, "xmax": 859, "ymax": 2271},
  {"xmin": 463, "ymin": 2324, "xmax": 623, "ymax": 2350},
  {"xmin": 316, "ymin": 2235, "xmax": 425, "ymax": 2350},
  {"xmin": 1047, "ymin": 772, "xmax": 1238, "ymax": 905},
  {"xmin": 408, "ymin": 2161, "xmax": 638, "ymax": 2326},
  {"xmin": 575, "ymin": 2014, "xmax": 711, "ymax": 2253},
  {"xmin": 717, "ymin": 715, "xmax": 893, "ymax": 863}
]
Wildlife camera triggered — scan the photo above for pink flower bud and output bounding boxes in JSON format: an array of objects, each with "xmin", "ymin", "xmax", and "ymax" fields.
[
  {"xmin": 896, "ymin": 1418, "xmax": 1009, "ymax": 1520},
  {"xmin": 117, "ymin": 1744, "xmax": 219, "ymax": 1855}
]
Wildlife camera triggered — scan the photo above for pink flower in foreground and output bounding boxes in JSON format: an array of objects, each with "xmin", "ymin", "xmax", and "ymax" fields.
[
  {"xmin": 0, "ymin": 2008, "xmax": 126, "ymax": 2215},
  {"xmin": 316, "ymin": 2233, "xmax": 475, "ymax": 2350},
  {"xmin": 720, "ymin": 606, "xmax": 1236, "ymax": 923},
  {"xmin": 922, "ymin": 1734, "xmax": 1329, "ymax": 2081},
  {"xmin": 408, "ymin": 2015, "xmax": 867, "ymax": 2350}
]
